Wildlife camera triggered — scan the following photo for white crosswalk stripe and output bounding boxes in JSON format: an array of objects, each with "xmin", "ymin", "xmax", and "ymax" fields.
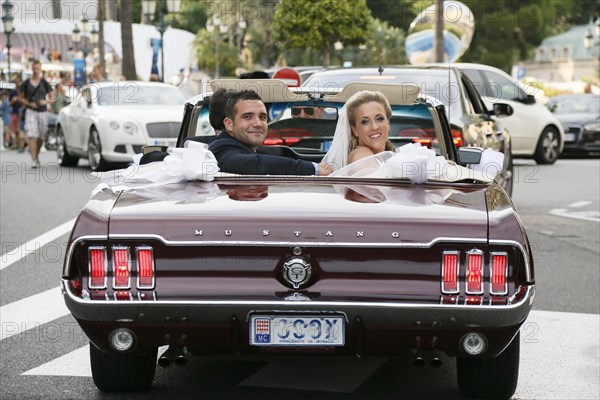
[
  {"xmin": 0, "ymin": 286, "xmax": 70, "ymax": 341},
  {"xmin": 0, "ymin": 218, "xmax": 76, "ymax": 271},
  {"xmin": 22, "ymin": 345, "xmax": 92, "ymax": 377}
]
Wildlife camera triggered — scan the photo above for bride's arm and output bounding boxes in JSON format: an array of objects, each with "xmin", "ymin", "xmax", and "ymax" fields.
[{"xmin": 347, "ymin": 146, "xmax": 376, "ymax": 164}]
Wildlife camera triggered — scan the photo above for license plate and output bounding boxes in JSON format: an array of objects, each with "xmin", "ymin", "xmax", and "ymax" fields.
[
  {"xmin": 323, "ymin": 140, "xmax": 332, "ymax": 151},
  {"xmin": 564, "ymin": 133, "xmax": 577, "ymax": 142},
  {"xmin": 250, "ymin": 315, "xmax": 345, "ymax": 346},
  {"xmin": 152, "ymin": 139, "xmax": 176, "ymax": 147}
]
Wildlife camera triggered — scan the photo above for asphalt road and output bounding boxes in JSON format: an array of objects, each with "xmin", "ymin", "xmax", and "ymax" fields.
[{"xmin": 1, "ymin": 150, "xmax": 598, "ymax": 400}]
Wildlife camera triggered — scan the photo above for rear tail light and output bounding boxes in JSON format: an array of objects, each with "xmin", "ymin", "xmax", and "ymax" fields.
[
  {"xmin": 263, "ymin": 137, "xmax": 283, "ymax": 145},
  {"xmin": 397, "ymin": 128, "xmax": 437, "ymax": 148},
  {"xmin": 283, "ymin": 138, "xmax": 301, "ymax": 146},
  {"xmin": 466, "ymin": 250, "xmax": 483, "ymax": 294},
  {"xmin": 137, "ymin": 247, "xmax": 155, "ymax": 289},
  {"xmin": 441, "ymin": 251, "xmax": 459, "ymax": 294},
  {"xmin": 112, "ymin": 247, "xmax": 130, "ymax": 289},
  {"xmin": 451, "ymin": 129, "xmax": 463, "ymax": 147},
  {"xmin": 88, "ymin": 247, "xmax": 107, "ymax": 289},
  {"xmin": 87, "ymin": 245, "xmax": 156, "ymax": 292},
  {"xmin": 441, "ymin": 249, "xmax": 512, "ymax": 302},
  {"xmin": 490, "ymin": 252, "xmax": 508, "ymax": 295},
  {"xmin": 263, "ymin": 137, "xmax": 302, "ymax": 146}
]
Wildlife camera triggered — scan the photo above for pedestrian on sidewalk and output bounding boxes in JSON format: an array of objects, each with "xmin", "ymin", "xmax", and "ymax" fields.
[
  {"xmin": 1, "ymin": 90, "xmax": 12, "ymax": 149},
  {"xmin": 20, "ymin": 60, "xmax": 54, "ymax": 169},
  {"xmin": 9, "ymin": 75, "xmax": 25, "ymax": 151}
]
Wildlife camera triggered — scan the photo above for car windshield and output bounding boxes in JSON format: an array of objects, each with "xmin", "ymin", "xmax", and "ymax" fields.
[
  {"xmin": 97, "ymin": 85, "xmax": 187, "ymax": 106},
  {"xmin": 547, "ymin": 96, "xmax": 600, "ymax": 114}
]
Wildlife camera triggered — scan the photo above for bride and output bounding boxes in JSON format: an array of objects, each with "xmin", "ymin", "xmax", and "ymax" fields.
[{"xmin": 322, "ymin": 90, "xmax": 396, "ymax": 176}]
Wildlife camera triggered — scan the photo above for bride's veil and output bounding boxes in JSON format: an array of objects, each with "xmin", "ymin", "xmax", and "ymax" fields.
[{"xmin": 321, "ymin": 105, "xmax": 351, "ymax": 172}]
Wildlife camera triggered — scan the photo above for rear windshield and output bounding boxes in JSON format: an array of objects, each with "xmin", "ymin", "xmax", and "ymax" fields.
[{"xmin": 303, "ymin": 69, "xmax": 461, "ymax": 110}]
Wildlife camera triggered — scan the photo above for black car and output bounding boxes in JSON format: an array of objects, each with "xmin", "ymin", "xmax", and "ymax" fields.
[{"xmin": 547, "ymin": 94, "xmax": 600, "ymax": 157}]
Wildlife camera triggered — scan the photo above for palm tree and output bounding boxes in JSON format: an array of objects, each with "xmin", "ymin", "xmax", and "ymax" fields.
[
  {"xmin": 98, "ymin": 0, "xmax": 106, "ymax": 77},
  {"xmin": 120, "ymin": 0, "xmax": 137, "ymax": 80}
]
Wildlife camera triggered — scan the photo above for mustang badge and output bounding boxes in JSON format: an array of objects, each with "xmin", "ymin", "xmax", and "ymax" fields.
[{"xmin": 282, "ymin": 258, "xmax": 312, "ymax": 289}]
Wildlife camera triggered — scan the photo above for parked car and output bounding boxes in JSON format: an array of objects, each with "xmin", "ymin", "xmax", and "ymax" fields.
[
  {"xmin": 546, "ymin": 94, "xmax": 600, "ymax": 157},
  {"xmin": 56, "ymin": 81, "xmax": 187, "ymax": 171},
  {"xmin": 455, "ymin": 63, "xmax": 564, "ymax": 164},
  {"xmin": 303, "ymin": 66, "xmax": 515, "ymax": 195},
  {"xmin": 62, "ymin": 79, "xmax": 535, "ymax": 400}
]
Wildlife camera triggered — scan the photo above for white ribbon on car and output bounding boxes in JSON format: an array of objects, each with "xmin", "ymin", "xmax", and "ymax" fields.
[
  {"xmin": 92, "ymin": 141, "xmax": 220, "ymax": 193},
  {"xmin": 331, "ymin": 142, "xmax": 503, "ymax": 184}
]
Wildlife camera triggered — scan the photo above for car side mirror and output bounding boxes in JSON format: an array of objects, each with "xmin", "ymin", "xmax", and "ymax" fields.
[
  {"xmin": 457, "ymin": 147, "xmax": 483, "ymax": 165},
  {"xmin": 493, "ymin": 103, "xmax": 514, "ymax": 117},
  {"xmin": 524, "ymin": 94, "xmax": 536, "ymax": 104}
]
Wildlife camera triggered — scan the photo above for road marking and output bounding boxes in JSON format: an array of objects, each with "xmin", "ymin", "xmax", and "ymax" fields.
[
  {"xmin": 22, "ymin": 345, "xmax": 92, "ymax": 377},
  {"xmin": 0, "ymin": 218, "xmax": 76, "ymax": 271},
  {"xmin": 549, "ymin": 208, "xmax": 600, "ymax": 222},
  {"xmin": 21, "ymin": 345, "xmax": 169, "ymax": 378},
  {"xmin": 568, "ymin": 200, "xmax": 593, "ymax": 208},
  {"xmin": 517, "ymin": 310, "xmax": 599, "ymax": 399},
  {"xmin": 0, "ymin": 287, "xmax": 70, "ymax": 341}
]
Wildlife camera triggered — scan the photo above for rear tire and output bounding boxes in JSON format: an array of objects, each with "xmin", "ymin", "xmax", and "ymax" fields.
[
  {"xmin": 56, "ymin": 125, "xmax": 79, "ymax": 167},
  {"xmin": 457, "ymin": 332, "xmax": 520, "ymax": 400},
  {"xmin": 534, "ymin": 127, "xmax": 560, "ymax": 164},
  {"xmin": 90, "ymin": 343, "xmax": 157, "ymax": 392}
]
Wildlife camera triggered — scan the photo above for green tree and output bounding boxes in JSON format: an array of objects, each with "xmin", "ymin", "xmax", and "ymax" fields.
[
  {"xmin": 331, "ymin": 18, "xmax": 407, "ymax": 67},
  {"xmin": 273, "ymin": 0, "xmax": 372, "ymax": 67},
  {"xmin": 367, "ymin": 0, "xmax": 419, "ymax": 28},
  {"xmin": 193, "ymin": 29, "xmax": 240, "ymax": 78},
  {"xmin": 386, "ymin": 0, "xmax": 597, "ymax": 73},
  {"xmin": 170, "ymin": 0, "xmax": 209, "ymax": 33}
]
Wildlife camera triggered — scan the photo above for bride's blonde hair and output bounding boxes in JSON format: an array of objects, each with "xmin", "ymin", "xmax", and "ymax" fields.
[{"xmin": 346, "ymin": 90, "xmax": 395, "ymax": 152}]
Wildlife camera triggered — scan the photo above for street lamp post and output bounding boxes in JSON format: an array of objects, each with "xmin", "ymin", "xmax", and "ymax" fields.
[
  {"xmin": 583, "ymin": 18, "xmax": 600, "ymax": 51},
  {"xmin": 142, "ymin": 0, "xmax": 181, "ymax": 82},
  {"xmin": 1, "ymin": 0, "xmax": 15, "ymax": 80},
  {"xmin": 206, "ymin": 14, "xmax": 228, "ymax": 79},
  {"xmin": 235, "ymin": 17, "xmax": 246, "ymax": 68},
  {"xmin": 72, "ymin": 18, "xmax": 99, "ymax": 84}
]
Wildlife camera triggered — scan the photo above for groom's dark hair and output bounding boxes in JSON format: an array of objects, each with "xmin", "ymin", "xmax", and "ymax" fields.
[{"xmin": 225, "ymin": 90, "xmax": 263, "ymax": 120}]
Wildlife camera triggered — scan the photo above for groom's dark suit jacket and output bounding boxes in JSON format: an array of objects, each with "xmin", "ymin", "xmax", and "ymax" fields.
[{"xmin": 208, "ymin": 131, "xmax": 316, "ymax": 175}]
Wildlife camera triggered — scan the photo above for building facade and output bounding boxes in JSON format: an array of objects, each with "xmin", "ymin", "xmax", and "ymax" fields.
[
  {"xmin": 1, "ymin": 0, "xmax": 194, "ymax": 82},
  {"xmin": 520, "ymin": 22, "xmax": 599, "ymax": 87}
]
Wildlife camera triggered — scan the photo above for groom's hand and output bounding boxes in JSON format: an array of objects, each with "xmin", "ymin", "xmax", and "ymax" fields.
[{"xmin": 318, "ymin": 162, "xmax": 334, "ymax": 176}]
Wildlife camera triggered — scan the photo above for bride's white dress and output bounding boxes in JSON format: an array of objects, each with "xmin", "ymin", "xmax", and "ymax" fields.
[{"xmin": 321, "ymin": 105, "xmax": 501, "ymax": 184}]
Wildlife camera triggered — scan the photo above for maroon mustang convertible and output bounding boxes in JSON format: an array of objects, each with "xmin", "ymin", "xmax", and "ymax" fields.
[{"xmin": 61, "ymin": 80, "xmax": 534, "ymax": 400}]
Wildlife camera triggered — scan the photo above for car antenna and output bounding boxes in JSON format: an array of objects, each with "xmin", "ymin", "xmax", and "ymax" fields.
[{"xmin": 378, "ymin": 65, "xmax": 384, "ymax": 75}]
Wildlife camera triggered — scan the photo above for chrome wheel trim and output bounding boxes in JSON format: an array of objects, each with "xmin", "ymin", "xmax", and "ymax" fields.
[
  {"xmin": 88, "ymin": 130, "xmax": 102, "ymax": 170},
  {"xmin": 56, "ymin": 128, "xmax": 65, "ymax": 163},
  {"xmin": 542, "ymin": 130, "xmax": 559, "ymax": 162}
]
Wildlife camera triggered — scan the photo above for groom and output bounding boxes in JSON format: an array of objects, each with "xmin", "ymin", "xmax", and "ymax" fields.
[{"xmin": 208, "ymin": 90, "xmax": 332, "ymax": 176}]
